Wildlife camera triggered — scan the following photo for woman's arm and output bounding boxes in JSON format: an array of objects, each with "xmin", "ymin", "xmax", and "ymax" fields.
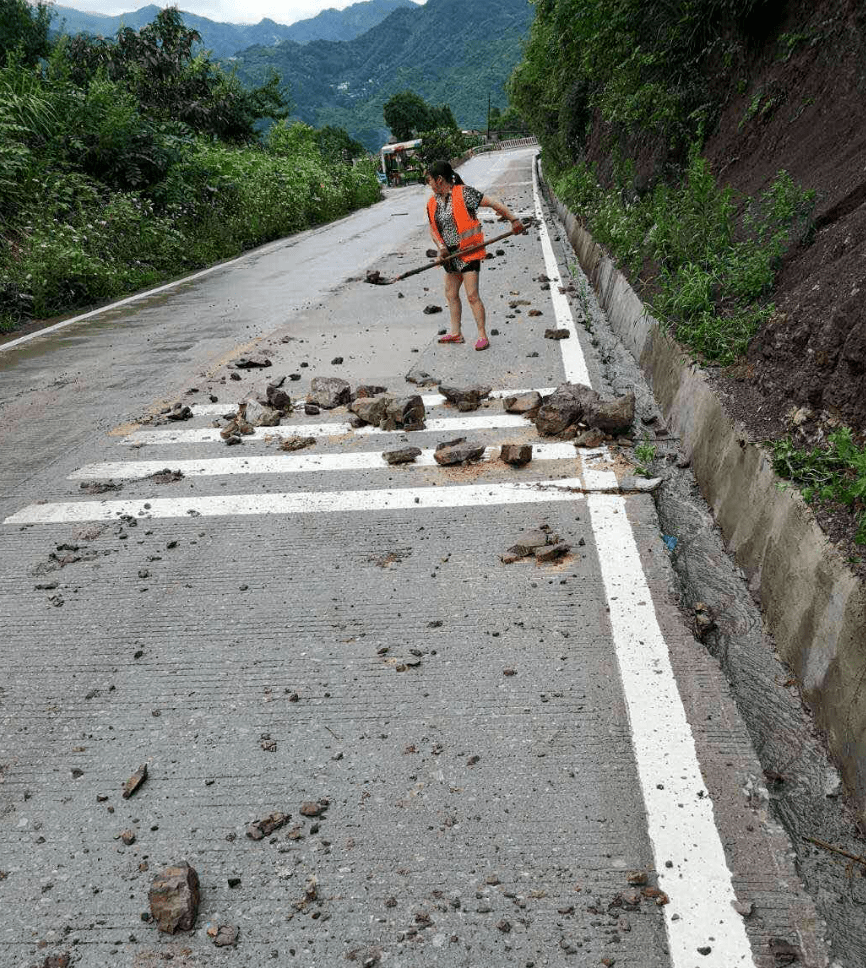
[{"xmin": 480, "ymin": 194, "xmax": 526, "ymax": 234}]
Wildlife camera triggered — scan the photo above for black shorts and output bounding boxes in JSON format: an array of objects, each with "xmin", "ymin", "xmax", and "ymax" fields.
[{"xmin": 444, "ymin": 256, "xmax": 482, "ymax": 275}]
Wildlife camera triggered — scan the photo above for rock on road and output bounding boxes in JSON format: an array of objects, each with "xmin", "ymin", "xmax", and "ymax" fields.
[{"xmin": 0, "ymin": 149, "xmax": 828, "ymax": 967}]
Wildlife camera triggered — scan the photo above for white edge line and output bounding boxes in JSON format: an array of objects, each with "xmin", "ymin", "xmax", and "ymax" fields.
[
  {"xmin": 530, "ymin": 157, "xmax": 592, "ymax": 386},
  {"xmin": 588, "ymin": 494, "xmax": 756, "ymax": 968}
]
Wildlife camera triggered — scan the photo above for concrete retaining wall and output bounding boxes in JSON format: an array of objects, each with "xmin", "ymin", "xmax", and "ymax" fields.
[{"xmin": 540, "ymin": 165, "xmax": 866, "ymax": 825}]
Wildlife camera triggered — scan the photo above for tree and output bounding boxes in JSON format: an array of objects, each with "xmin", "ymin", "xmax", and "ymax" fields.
[
  {"xmin": 0, "ymin": 0, "xmax": 52, "ymax": 68},
  {"xmin": 383, "ymin": 89, "xmax": 432, "ymax": 141},
  {"xmin": 58, "ymin": 8, "xmax": 289, "ymax": 142},
  {"xmin": 429, "ymin": 103, "xmax": 457, "ymax": 130}
]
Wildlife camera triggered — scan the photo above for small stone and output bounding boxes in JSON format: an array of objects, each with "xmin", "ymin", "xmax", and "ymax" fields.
[
  {"xmin": 122, "ymin": 764, "xmax": 148, "ymax": 800},
  {"xmin": 148, "ymin": 862, "xmax": 200, "ymax": 934},
  {"xmin": 356, "ymin": 384, "xmax": 388, "ymax": 398},
  {"xmin": 574, "ymin": 429, "xmax": 605, "ymax": 448},
  {"xmin": 507, "ymin": 529, "xmax": 549, "ymax": 557},
  {"xmin": 544, "ymin": 328, "xmax": 569, "ymax": 339},
  {"xmin": 209, "ymin": 923, "xmax": 240, "ymax": 947},
  {"xmin": 496, "ymin": 920, "xmax": 511, "ymax": 933},
  {"xmin": 697, "ymin": 948, "xmax": 711, "ymax": 957},
  {"xmin": 528, "ymin": 309, "xmax": 544, "ymax": 317},
  {"xmin": 535, "ymin": 542, "xmax": 570, "ymax": 562},
  {"xmin": 233, "ymin": 356, "xmax": 271, "ymax": 369},
  {"xmin": 40, "ymin": 954, "xmax": 71, "ymax": 968},
  {"xmin": 732, "ymin": 900, "xmax": 753, "ymax": 917},
  {"xmin": 331, "ymin": 356, "xmax": 344, "ymax": 365},
  {"xmin": 438, "ymin": 384, "xmax": 492, "ymax": 412},
  {"xmin": 300, "ymin": 800, "xmax": 328, "ymax": 818},
  {"xmin": 383, "ymin": 447, "xmax": 422, "ymax": 465},
  {"xmin": 423, "ymin": 305, "xmax": 443, "ymax": 314},
  {"xmin": 500, "ymin": 443, "xmax": 532, "ymax": 466},
  {"xmin": 620, "ymin": 476, "xmax": 662, "ymax": 493},
  {"xmin": 626, "ymin": 871, "xmax": 647, "ymax": 886},
  {"xmin": 279, "ymin": 436, "xmax": 316, "ymax": 452},
  {"xmin": 120, "ymin": 829, "xmax": 136, "ymax": 846},
  {"xmin": 246, "ymin": 811, "xmax": 289, "ymax": 840},
  {"xmin": 230, "ymin": 372, "xmax": 241, "ymax": 381},
  {"xmin": 434, "ymin": 438, "xmax": 486, "ymax": 465},
  {"xmin": 228, "ymin": 877, "xmax": 242, "ymax": 888},
  {"xmin": 503, "ymin": 391, "xmax": 542, "ymax": 414}
]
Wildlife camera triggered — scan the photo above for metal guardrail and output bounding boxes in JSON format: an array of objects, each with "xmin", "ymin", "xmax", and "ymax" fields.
[{"xmin": 472, "ymin": 137, "xmax": 538, "ymax": 154}]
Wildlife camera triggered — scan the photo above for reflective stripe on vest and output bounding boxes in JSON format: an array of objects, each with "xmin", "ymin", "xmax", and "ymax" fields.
[{"xmin": 426, "ymin": 185, "xmax": 486, "ymax": 261}]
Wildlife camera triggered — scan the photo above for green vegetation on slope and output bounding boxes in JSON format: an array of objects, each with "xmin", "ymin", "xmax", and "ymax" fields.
[
  {"xmin": 509, "ymin": 0, "xmax": 814, "ymax": 366},
  {"xmin": 772, "ymin": 430, "xmax": 866, "ymax": 545},
  {"xmin": 0, "ymin": 5, "xmax": 379, "ymax": 332}
]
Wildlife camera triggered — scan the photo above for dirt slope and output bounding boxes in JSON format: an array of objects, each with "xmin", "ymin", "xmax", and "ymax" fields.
[{"xmin": 704, "ymin": 0, "xmax": 866, "ymax": 434}]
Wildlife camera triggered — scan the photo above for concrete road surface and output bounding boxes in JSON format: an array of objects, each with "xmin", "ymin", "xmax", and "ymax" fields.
[{"xmin": 0, "ymin": 150, "xmax": 829, "ymax": 967}]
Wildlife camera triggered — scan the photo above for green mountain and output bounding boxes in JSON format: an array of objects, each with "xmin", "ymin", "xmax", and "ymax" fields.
[
  {"xmin": 233, "ymin": 0, "xmax": 533, "ymax": 151},
  {"xmin": 50, "ymin": 1, "xmax": 417, "ymax": 59}
]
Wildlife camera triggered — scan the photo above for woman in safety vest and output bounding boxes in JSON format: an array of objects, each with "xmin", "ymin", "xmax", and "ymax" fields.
[{"xmin": 425, "ymin": 160, "xmax": 525, "ymax": 351}]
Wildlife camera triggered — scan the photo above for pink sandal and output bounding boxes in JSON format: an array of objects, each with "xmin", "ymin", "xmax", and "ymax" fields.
[
  {"xmin": 475, "ymin": 337, "xmax": 489, "ymax": 351},
  {"xmin": 438, "ymin": 333, "xmax": 464, "ymax": 344}
]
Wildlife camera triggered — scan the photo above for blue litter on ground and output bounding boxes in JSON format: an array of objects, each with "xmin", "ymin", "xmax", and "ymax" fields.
[{"xmin": 662, "ymin": 535, "xmax": 678, "ymax": 552}]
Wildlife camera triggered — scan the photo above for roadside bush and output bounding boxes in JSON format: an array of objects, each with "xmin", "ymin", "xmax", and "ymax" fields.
[{"xmin": 551, "ymin": 151, "xmax": 813, "ymax": 364}]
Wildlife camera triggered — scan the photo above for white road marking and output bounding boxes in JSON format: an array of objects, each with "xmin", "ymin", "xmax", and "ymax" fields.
[
  {"xmin": 123, "ymin": 413, "xmax": 534, "ymax": 446},
  {"xmin": 5, "ymin": 478, "xmax": 588, "ymax": 524},
  {"xmin": 530, "ymin": 158, "xmax": 591, "ymax": 386},
  {"xmin": 588, "ymin": 494, "xmax": 756, "ymax": 967},
  {"xmin": 71, "ymin": 443, "xmax": 579, "ymax": 481},
  {"xmin": 188, "ymin": 387, "xmax": 557, "ymax": 417}
]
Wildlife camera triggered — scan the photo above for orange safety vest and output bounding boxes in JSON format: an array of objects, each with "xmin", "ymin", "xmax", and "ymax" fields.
[{"xmin": 427, "ymin": 184, "xmax": 486, "ymax": 261}]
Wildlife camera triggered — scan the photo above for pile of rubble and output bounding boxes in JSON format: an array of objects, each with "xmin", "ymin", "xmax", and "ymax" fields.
[{"xmin": 503, "ymin": 383, "xmax": 635, "ymax": 444}]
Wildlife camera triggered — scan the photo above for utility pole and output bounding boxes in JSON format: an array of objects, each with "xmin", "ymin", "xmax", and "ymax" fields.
[{"xmin": 487, "ymin": 92, "xmax": 491, "ymax": 142}]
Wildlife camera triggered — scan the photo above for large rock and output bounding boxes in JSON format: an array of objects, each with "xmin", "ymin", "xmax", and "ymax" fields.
[
  {"xmin": 434, "ymin": 438, "xmax": 486, "ymax": 465},
  {"xmin": 535, "ymin": 384, "xmax": 599, "ymax": 436},
  {"xmin": 586, "ymin": 391, "xmax": 635, "ymax": 433},
  {"xmin": 438, "ymin": 385, "xmax": 492, "ymax": 412},
  {"xmin": 503, "ymin": 391, "xmax": 541, "ymax": 414},
  {"xmin": 507, "ymin": 529, "xmax": 550, "ymax": 557},
  {"xmin": 350, "ymin": 393, "xmax": 393, "ymax": 426},
  {"xmin": 386, "ymin": 395, "xmax": 425, "ymax": 431},
  {"xmin": 307, "ymin": 377, "xmax": 351, "ymax": 410},
  {"xmin": 535, "ymin": 383, "xmax": 634, "ymax": 436},
  {"xmin": 244, "ymin": 398, "xmax": 281, "ymax": 427},
  {"xmin": 149, "ymin": 862, "xmax": 200, "ymax": 934},
  {"xmin": 266, "ymin": 381, "xmax": 292, "ymax": 411}
]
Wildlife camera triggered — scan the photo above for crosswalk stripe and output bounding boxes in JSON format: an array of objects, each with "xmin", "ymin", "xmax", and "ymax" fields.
[
  {"xmin": 123, "ymin": 413, "xmax": 534, "ymax": 446},
  {"xmin": 188, "ymin": 387, "xmax": 557, "ymax": 418},
  {"xmin": 5, "ymin": 478, "xmax": 590, "ymax": 524},
  {"xmin": 70, "ymin": 443, "xmax": 580, "ymax": 481}
]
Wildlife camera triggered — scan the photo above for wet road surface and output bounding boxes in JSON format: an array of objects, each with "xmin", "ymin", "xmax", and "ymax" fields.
[{"xmin": 0, "ymin": 150, "xmax": 830, "ymax": 967}]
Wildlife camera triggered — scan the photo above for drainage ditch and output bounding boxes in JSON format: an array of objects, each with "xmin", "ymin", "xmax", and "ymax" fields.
[{"xmin": 541, "ymin": 192, "xmax": 866, "ymax": 967}]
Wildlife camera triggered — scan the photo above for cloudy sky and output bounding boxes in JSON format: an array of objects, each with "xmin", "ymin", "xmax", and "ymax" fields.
[{"xmin": 63, "ymin": 0, "xmax": 423, "ymax": 26}]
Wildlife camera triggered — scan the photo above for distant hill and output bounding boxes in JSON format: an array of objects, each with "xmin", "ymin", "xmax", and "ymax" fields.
[
  {"xmin": 50, "ymin": 0, "xmax": 417, "ymax": 59},
  {"xmin": 233, "ymin": 0, "xmax": 533, "ymax": 151}
]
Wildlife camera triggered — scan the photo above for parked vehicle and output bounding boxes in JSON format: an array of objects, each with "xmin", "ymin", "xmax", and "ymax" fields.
[{"xmin": 380, "ymin": 139, "xmax": 423, "ymax": 187}]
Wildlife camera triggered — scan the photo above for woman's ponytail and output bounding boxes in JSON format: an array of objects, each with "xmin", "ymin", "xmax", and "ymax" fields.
[{"xmin": 425, "ymin": 159, "xmax": 463, "ymax": 185}]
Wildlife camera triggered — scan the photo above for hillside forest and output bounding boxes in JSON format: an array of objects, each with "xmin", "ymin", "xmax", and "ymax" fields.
[{"xmin": 0, "ymin": 3, "xmax": 380, "ymax": 332}]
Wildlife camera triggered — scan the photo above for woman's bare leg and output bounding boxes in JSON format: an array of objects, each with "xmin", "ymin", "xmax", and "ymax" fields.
[
  {"xmin": 462, "ymin": 271, "xmax": 487, "ymax": 340},
  {"xmin": 444, "ymin": 272, "xmax": 464, "ymax": 335}
]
